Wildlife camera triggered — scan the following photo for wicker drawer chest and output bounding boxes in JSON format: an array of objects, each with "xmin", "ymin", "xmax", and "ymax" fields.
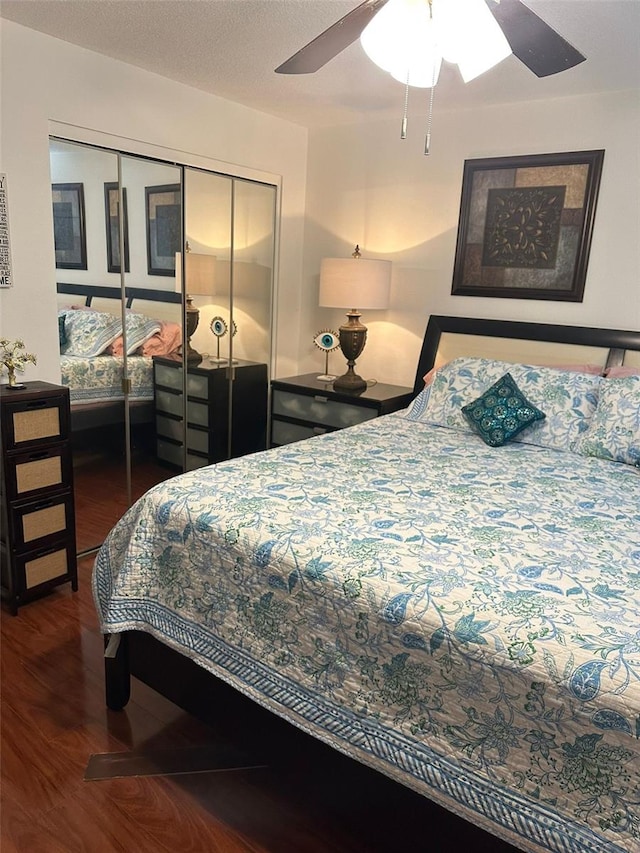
[{"xmin": 0, "ymin": 382, "xmax": 78, "ymax": 614}]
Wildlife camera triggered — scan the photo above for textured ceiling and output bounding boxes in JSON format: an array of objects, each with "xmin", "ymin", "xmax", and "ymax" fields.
[{"xmin": 2, "ymin": 0, "xmax": 639, "ymax": 127}]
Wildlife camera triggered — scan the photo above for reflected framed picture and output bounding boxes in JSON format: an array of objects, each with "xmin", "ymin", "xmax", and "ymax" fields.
[
  {"xmin": 104, "ymin": 182, "xmax": 130, "ymax": 274},
  {"xmin": 451, "ymin": 150, "xmax": 605, "ymax": 302},
  {"xmin": 52, "ymin": 182, "xmax": 87, "ymax": 270},
  {"xmin": 145, "ymin": 183, "xmax": 181, "ymax": 276}
]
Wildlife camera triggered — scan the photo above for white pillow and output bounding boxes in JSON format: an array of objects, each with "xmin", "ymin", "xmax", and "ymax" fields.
[
  {"xmin": 413, "ymin": 357, "xmax": 602, "ymax": 453},
  {"xmin": 577, "ymin": 375, "xmax": 640, "ymax": 467}
]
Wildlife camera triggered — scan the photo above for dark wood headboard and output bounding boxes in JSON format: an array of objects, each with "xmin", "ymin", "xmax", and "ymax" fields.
[{"xmin": 414, "ymin": 315, "xmax": 640, "ymax": 395}]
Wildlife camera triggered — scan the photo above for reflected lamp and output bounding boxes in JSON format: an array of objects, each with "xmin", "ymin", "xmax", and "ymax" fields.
[
  {"xmin": 319, "ymin": 246, "xmax": 391, "ymax": 393},
  {"xmin": 176, "ymin": 250, "xmax": 217, "ymax": 363}
]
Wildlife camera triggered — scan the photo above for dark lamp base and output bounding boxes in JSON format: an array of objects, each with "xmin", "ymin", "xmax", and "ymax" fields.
[{"xmin": 333, "ymin": 369, "xmax": 366, "ymax": 394}]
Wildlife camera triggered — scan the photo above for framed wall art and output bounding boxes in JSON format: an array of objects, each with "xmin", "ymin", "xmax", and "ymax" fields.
[
  {"xmin": 52, "ymin": 182, "xmax": 87, "ymax": 270},
  {"xmin": 145, "ymin": 183, "xmax": 181, "ymax": 276},
  {"xmin": 451, "ymin": 150, "xmax": 605, "ymax": 302},
  {"xmin": 104, "ymin": 182, "xmax": 130, "ymax": 274}
]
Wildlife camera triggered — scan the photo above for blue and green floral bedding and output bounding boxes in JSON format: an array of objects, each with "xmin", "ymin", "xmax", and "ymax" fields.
[
  {"xmin": 93, "ymin": 408, "xmax": 639, "ymax": 853},
  {"xmin": 61, "ymin": 354, "xmax": 154, "ymax": 403}
]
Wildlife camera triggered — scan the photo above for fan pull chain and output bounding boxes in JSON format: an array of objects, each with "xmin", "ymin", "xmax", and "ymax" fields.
[
  {"xmin": 424, "ymin": 81, "xmax": 435, "ymax": 155},
  {"xmin": 424, "ymin": 0, "xmax": 436, "ymax": 156},
  {"xmin": 401, "ymin": 76, "xmax": 410, "ymax": 139}
]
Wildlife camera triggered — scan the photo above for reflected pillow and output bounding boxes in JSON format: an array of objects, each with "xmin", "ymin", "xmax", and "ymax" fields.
[
  {"xmin": 62, "ymin": 310, "xmax": 121, "ymax": 357},
  {"xmin": 139, "ymin": 321, "xmax": 182, "ymax": 356},
  {"xmin": 107, "ymin": 314, "xmax": 163, "ymax": 356},
  {"xmin": 577, "ymin": 376, "xmax": 640, "ymax": 467},
  {"xmin": 58, "ymin": 312, "xmax": 67, "ymax": 348},
  {"xmin": 462, "ymin": 373, "xmax": 546, "ymax": 447},
  {"xmin": 123, "ymin": 313, "xmax": 162, "ymax": 355}
]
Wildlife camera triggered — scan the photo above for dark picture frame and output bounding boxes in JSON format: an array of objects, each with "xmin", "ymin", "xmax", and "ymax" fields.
[
  {"xmin": 52, "ymin": 182, "xmax": 87, "ymax": 270},
  {"xmin": 104, "ymin": 182, "xmax": 130, "ymax": 274},
  {"xmin": 145, "ymin": 184, "xmax": 181, "ymax": 276},
  {"xmin": 450, "ymin": 150, "xmax": 605, "ymax": 302}
]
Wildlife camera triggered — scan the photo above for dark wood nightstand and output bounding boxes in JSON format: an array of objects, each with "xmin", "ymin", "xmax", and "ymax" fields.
[
  {"xmin": 153, "ymin": 356, "xmax": 269, "ymax": 469},
  {"xmin": 270, "ymin": 373, "xmax": 414, "ymax": 447},
  {"xmin": 0, "ymin": 382, "xmax": 78, "ymax": 614}
]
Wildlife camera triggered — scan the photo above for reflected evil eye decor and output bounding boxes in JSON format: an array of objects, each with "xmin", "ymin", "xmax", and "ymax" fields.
[
  {"xmin": 313, "ymin": 330, "xmax": 340, "ymax": 352},
  {"xmin": 210, "ymin": 317, "xmax": 237, "ymax": 338}
]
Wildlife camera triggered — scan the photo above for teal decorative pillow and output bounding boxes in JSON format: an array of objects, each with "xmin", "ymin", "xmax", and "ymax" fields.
[{"xmin": 461, "ymin": 372, "xmax": 546, "ymax": 447}]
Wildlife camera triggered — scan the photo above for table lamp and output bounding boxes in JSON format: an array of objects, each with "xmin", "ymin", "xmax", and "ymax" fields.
[{"xmin": 319, "ymin": 246, "xmax": 391, "ymax": 392}]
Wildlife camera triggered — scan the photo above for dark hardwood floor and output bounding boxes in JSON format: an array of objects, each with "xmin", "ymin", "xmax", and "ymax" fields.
[{"xmin": 1, "ymin": 447, "xmax": 522, "ymax": 853}]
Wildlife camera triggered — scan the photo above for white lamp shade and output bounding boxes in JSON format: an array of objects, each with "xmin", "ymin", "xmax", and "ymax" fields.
[
  {"xmin": 319, "ymin": 256, "xmax": 391, "ymax": 310},
  {"xmin": 175, "ymin": 252, "xmax": 217, "ymax": 295}
]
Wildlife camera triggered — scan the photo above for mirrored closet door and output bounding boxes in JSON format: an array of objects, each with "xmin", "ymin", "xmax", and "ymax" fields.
[
  {"xmin": 50, "ymin": 138, "xmax": 277, "ymax": 557},
  {"xmin": 51, "ymin": 139, "xmax": 183, "ymax": 555}
]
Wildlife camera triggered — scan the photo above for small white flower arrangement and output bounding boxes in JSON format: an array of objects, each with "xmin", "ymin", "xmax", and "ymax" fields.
[{"xmin": 0, "ymin": 338, "xmax": 37, "ymax": 388}]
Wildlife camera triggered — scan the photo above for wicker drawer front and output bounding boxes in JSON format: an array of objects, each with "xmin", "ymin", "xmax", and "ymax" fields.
[
  {"xmin": 21, "ymin": 545, "xmax": 72, "ymax": 590},
  {"xmin": 4, "ymin": 395, "xmax": 68, "ymax": 450},
  {"xmin": 272, "ymin": 390, "xmax": 376, "ymax": 429},
  {"xmin": 11, "ymin": 493, "xmax": 73, "ymax": 551},
  {"xmin": 4, "ymin": 445, "xmax": 71, "ymax": 502}
]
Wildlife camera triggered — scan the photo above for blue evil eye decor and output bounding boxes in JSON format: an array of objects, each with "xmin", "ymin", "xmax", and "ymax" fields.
[{"xmin": 313, "ymin": 330, "xmax": 339, "ymax": 352}]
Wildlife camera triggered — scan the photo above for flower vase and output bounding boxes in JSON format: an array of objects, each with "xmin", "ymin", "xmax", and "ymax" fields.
[{"xmin": 5, "ymin": 365, "xmax": 23, "ymax": 389}]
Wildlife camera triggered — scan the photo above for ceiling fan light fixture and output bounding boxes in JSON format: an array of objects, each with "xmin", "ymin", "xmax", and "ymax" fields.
[
  {"xmin": 360, "ymin": 0, "xmax": 511, "ymax": 87},
  {"xmin": 361, "ymin": 0, "xmax": 442, "ymax": 88},
  {"xmin": 438, "ymin": 0, "xmax": 512, "ymax": 82}
]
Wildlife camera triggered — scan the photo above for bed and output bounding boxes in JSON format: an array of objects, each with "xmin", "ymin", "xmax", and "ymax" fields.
[
  {"xmin": 57, "ymin": 282, "xmax": 182, "ymax": 431},
  {"xmin": 93, "ymin": 315, "xmax": 640, "ymax": 853}
]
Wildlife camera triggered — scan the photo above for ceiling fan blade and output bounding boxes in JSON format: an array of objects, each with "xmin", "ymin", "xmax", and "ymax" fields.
[
  {"xmin": 275, "ymin": 0, "xmax": 389, "ymax": 74},
  {"xmin": 486, "ymin": 0, "xmax": 586, "ymax": 77}
]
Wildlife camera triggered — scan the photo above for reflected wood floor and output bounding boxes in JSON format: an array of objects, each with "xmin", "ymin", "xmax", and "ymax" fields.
[{"xmin": 2, "ymin": 499, "xmax": 522, "ymax": 851}]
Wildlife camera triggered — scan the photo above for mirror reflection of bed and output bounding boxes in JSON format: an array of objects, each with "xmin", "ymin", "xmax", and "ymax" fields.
[
  {"xmin": 51, "ymin": 137, "xmax": 277, "ymax": 557},
  {"xmin": 57, "ymin": 283, "xmax": 183, "ymax": 553}
]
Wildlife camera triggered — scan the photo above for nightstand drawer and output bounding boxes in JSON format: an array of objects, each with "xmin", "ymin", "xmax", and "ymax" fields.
[
  {"xmin": 156, "ymin": 438, "xmax": 207, "ymax": 471},
  {"xmin": 272, "ymin": 389, "xmax": 377, "ymax": 429},
  {"xmin": 156, "ymin": 390, "xmax": 209, "ymax": 426},
  {"xmin": 272, "ymin": 420, "xmax": 328, "ymax": 446},
  {"xmin": 155, "ymin": 364, "xmax": 209, "ymax": 398},
  {"xmin": 156, "ymin": 415, "xmax": 209, "ymax": 453}
]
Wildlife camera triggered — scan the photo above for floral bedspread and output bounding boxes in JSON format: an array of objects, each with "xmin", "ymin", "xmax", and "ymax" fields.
[
  {"xmin": 93, "ymin": 414, "xmax": 640, "ymax": 853},
  {"xmin": 61, "ymin": 354, "xmax": 153, "ymax": 403}
]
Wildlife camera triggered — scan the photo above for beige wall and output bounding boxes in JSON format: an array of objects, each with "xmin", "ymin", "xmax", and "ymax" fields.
[
  {"xmin": 302, "ymin": 90, "xmax": 640, "ymax": 387},
  {"xmin": 0, "ymin": 19, "xmax": 308, "ymax": 383},
  {"xmin": 2, "ymin": 19, "xmax": 638, "ymax": 392}
]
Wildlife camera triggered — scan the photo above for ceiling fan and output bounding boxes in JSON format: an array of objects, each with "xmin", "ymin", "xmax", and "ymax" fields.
[{"xmin": 275, "ymin": 0, "xmax": 586, "ymax": 80}]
